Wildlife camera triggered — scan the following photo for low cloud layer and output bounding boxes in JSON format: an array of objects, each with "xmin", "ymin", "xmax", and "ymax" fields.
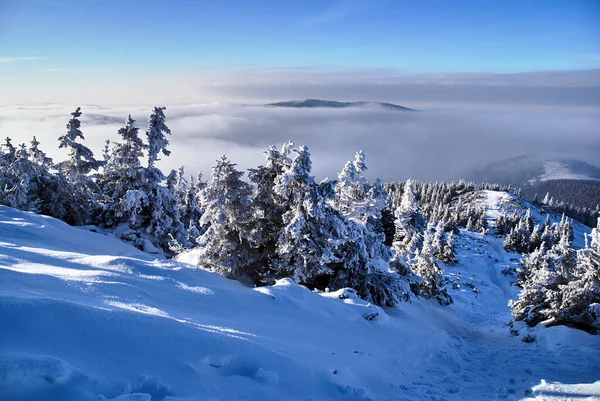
[{"xmin": 2, "ymin": 100, "xmax": 598, "ymax": 183}]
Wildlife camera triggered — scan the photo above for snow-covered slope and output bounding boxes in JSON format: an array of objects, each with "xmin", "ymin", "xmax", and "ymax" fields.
[
  {"xmin": 537, "ymin": 161, "xmax": 600, "ymax": 182},
  {"xmin": 1, "ymin": 193, "xmax": 599, "ymax": 401},
  {"xmin": 468, "ymin": 155, "xmax": 600, "ymax": 185}
]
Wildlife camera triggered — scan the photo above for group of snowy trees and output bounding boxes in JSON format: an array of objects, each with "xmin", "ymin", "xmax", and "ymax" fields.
[
  {"xmin": 496, "ymin": 206, "xmax": 600, "ymax": 333},
  {"xmin": 4, "ymin": 106, "xmax": 597, "ymax": 324},
  {"xmin": 196, "ymin": 146, "xmax": 421, "ymax": 306},
  {"xmin": 0, "ymin": 107, "xmax": 190, "ymax": 253},
  {"xmin": 384, "ymin": 180, "xmax": 490, "ymax": 305},
  {"xmin": 0, "ymin": 107, "xmax": 467, "ymax": 308}
]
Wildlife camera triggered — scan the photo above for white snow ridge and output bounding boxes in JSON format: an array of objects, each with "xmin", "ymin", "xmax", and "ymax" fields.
[
  {"xmin": 537, "ymin": 161, "xmax": 600, "ymax": 182},
  {"xmin": 1, "ymin": 197, "xmax": 599, "ymax": 401}
]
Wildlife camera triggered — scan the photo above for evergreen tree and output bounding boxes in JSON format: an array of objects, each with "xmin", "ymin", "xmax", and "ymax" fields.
[
  {"xmin": 554, "ymin": 237, "xmax": 600, "ymax": 333},
  {"xmin": 56, "ymin": 107, "xmax": 102, "ymax": 224},
  {"xmin": 273, "ymin": 146, "xmax": 345, "ymax": 285},
  {"xmin": 57, "ymin": 107, "xmax": 102, "ymax": 183},
  {"xmin": 392, "ymin": 179, "xmax": 426, "ymax": 261},
  {"xmin": 1, "ymin": 137, "xmax": 16, "ymax": 166},
  {"xmin": 180, "ymin": 173, "xmax": 204, "ymax": 246},
  {"xmin": 0, "ymin": 144, "xmax": 40, "ymax": 211},
  {"xmin": 247, "ymin": 143, "xmax": 294, "ymax": 278},
  {"xmin": 442, "ymin": 231, "xmax": 457, "ymax": 264},
  {"xmin": 329, "ymin": 151, "xmax": 414, "ymax": 305},
  {"xmin": 98, "ymin": 115, "xmax": 148, "ymax": 228},
  {"xmin": 411, "ymin": 231, "xmax": 452, "ymax": 305},
  {"xmin": 146, "ymin": 106, "xmax": 171, "ymax": 169},
  {"xmin": 197, "ymin": 156, "xmax": 257, "ymax": 279},
  {"xmin": 29, "ymin": 136, "xmax": 53, "ymax": 168}
]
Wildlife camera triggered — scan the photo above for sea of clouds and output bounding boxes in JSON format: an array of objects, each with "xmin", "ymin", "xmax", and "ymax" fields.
[{"xmin": 1, "ymin": 68, "xmax": 599, "ymax": 182}]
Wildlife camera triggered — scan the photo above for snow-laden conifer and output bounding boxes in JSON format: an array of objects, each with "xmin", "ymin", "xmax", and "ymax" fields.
[{"xmin": 197, "ymin": 156, "xmax": 257, "ymax": 279}]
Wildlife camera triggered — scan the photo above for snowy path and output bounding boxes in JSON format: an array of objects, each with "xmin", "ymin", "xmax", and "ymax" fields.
[
  {"xmin": 391, "ymin": 191, "xmax": 600, "ymax": 399},
  {"xmin": 1, "ymin": 196, "xmax": 599, "ymax": 401}
]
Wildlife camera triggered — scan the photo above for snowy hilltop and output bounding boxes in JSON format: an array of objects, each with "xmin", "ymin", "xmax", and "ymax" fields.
[
  {"xmin": 467, "ymin": 155, "xmax": 600, "ymax": 218},
  {"xmin": 1, "ymin": 106, "xmax": 600, "ymax": 400}
]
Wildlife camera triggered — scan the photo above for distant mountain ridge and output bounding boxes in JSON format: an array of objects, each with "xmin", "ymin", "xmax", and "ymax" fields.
[
  {"xmin": 266, "ymin": 99, "xmax": 416, "ymax": 111},
  {"xmin": 467, "ymin": 155, "xmax": 600, "ymax": 212},
  {"xmin": 468, "ymin": 155, "xmax": 600, "ymax": 186}
]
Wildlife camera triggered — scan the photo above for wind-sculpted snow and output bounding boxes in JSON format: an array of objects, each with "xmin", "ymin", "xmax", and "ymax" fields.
[{"xmin": 1, "ymin": 200, "xmax": 599, "ymax": 400}]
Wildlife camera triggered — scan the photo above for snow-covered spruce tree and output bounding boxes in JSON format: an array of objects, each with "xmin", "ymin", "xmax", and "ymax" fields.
[
  {"xmin": 0, "ymin": 137, "xmax": 16, "ymax": 166},
  {"xmin": 0, "ymin": 138, "xmax": 20, "ymax": 206},
  {"xmin": 0, "ymin": 137, "xmax": 73, "ymax": 221},
  {"xmin": 142, "ymin": 107, "xmax": 187, "ymax": 252},
  {"xmin": 56, "ymin": 107, "xmax": 103, "ymax": 224},
  {"xmin": 170, "ymin": 168, "xmax": 204, "ymax": 248},
  {"xmin": 511, "ymin": 232, "xmax": 578, "ymax": 328},
  {"xmin": 26, "ymin": 136, "xmax": 78, "ymax": 221},
  {"xmin": 197, "ymin": 156, "xmax": 258, "ymax": 280},
  {"xmin": 432, "ymin": 221, "xmax": 457, "ymax": 264},
  {"xmin": 411, "ymin": 231, "xmax": 452, "ymax": 305},
  {"xmin": 442, "ymin": 231, "xmax": 457, "ymax": 264},
  {"xmin": 529, "ymin": 225, "xmax": 542, "ymax": 253},
  {"xmin": 392, "ymin": 179, "xmax": 426, "ymax": 261},
  {"xmin": 335, "ymin": 151, "xmax": 371, "ymax": 221},
  {"xmin": 495, "ymin": 214, "xmax": 508, "ymax": 236},
  {"xmin": 328, "ymin": 151, "xmax": 414, "ymax": 305},
  {"xmin": 0, "ymin": 143, "xmax": 40, "ymax": 211},
  {"xmin": 29, "ymin": 136, "xmax": 53, "ymax": 168},
  {"xmin": 158, "ymin": 168, "xmax": 188, "ymax": 251},
  {"xmin": 330, "ymin": 218, "xmax": 413, "ymax": 306},
  {"xmin": 593, "ymin": 219, "xmax": 600, "ymax": 251},
  {"xmin": 97, "ymin": 114, "xmax": 148, "ymax": 228},
  {"xmin": 504, "ymin": 216, "xmax": 532, "ymax": 254},
  {"xmin": 554, "ymin": 231, "xmax": 600, "ymax": 333},
  {"xmin": 146, "ymin": 106, "xmax": 171, "ymax": 170},
  {"xmin": 26, "ymin": 136, "xmax": 59, "ymax": 216},
  {"xmin": 247, "ymin": 143, "xmax": 294, "ymax": 279},
  {"xmin": 546, "ymin": 220, "xmax": 600, "ymax": 333},
  {"xmin": 273, "ymin": 146, "xmax": 347, "ymax": 285}
]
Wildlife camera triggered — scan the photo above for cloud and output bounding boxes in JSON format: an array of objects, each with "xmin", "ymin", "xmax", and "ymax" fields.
[
  {"xmin": 1, "ymin": 102, "xmax": 598, "ymax": 185},
  {"xmin": 1, "ymin": 68, "xmax": 598, "ymax": 183},
  {"xmin": 0, "ymin": 56, "xmax": 45, "ymax": 63},
  {"xmin": 2, "ymin": 67, "xmax": 599, "ymax": 108},
  {"xmin": 186, "ymin": 68, "xmax": 600, "ymax": 108}
]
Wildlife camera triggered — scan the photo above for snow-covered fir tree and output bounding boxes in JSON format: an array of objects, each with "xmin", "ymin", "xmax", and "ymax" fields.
[
  {"xmin": 197, "ymin": 156, "xmax": 257, "ymax": 280},
  {"xmin": 410, "ymin": 231, "xmax": 452, "ymax": 305},
  {"xmin": 329, "ymin": 152, "xmax": 415, "ymax": 306},
  {"xmin": 146, "ymin": 106, "xmax": 171, "ymax": 169},
  {"xmin": 57, "ymin": 107, "xmax": 102, "ymax": 183},
  {"xmin": 273, "ymin": 146, "xmax": 345, "ymax": 285},
  {"xmin": 170, "ymin": 168, "xmax": 204, "ymax": 248},
  {"xmin": 56, "ymin": 107, "xmax": 103, "ymax": 224},
  {"xmin": 98, "ymin": 115, "xmax": 148, "ymax": 228},
  {"xmin": 509, "ymin": 215, "xmax": 596, "ymax": 331},
  {"xmin": 247, "ymin": 143, "xmax": 294, "ymax": 277},
  {"xmin": 392, "ymin": 179, "xmax": 426, "ymax": 261},
  {"xmin": 0, "ymin": 143, "xmax": 40, "ymax": 211}
]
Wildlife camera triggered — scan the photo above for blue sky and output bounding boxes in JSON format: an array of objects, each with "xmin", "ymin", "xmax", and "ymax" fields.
[{"xmin": 1, "ymin": 0, "xmax": 599, "ymax": 74}]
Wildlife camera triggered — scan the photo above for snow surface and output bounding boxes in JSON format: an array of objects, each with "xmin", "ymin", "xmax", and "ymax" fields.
[
  {"xmin": 1, "ymin": 192, "xmax": 599, "ymax": 401},
  {"xmin": 535, "ymin": 161, "xmax": 600, "ymax": 183}
]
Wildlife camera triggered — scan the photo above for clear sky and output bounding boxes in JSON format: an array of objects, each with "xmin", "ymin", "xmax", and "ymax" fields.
[{"xmin": 1, "ymin": 0, "xmax": 599, "ymax": 74}]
